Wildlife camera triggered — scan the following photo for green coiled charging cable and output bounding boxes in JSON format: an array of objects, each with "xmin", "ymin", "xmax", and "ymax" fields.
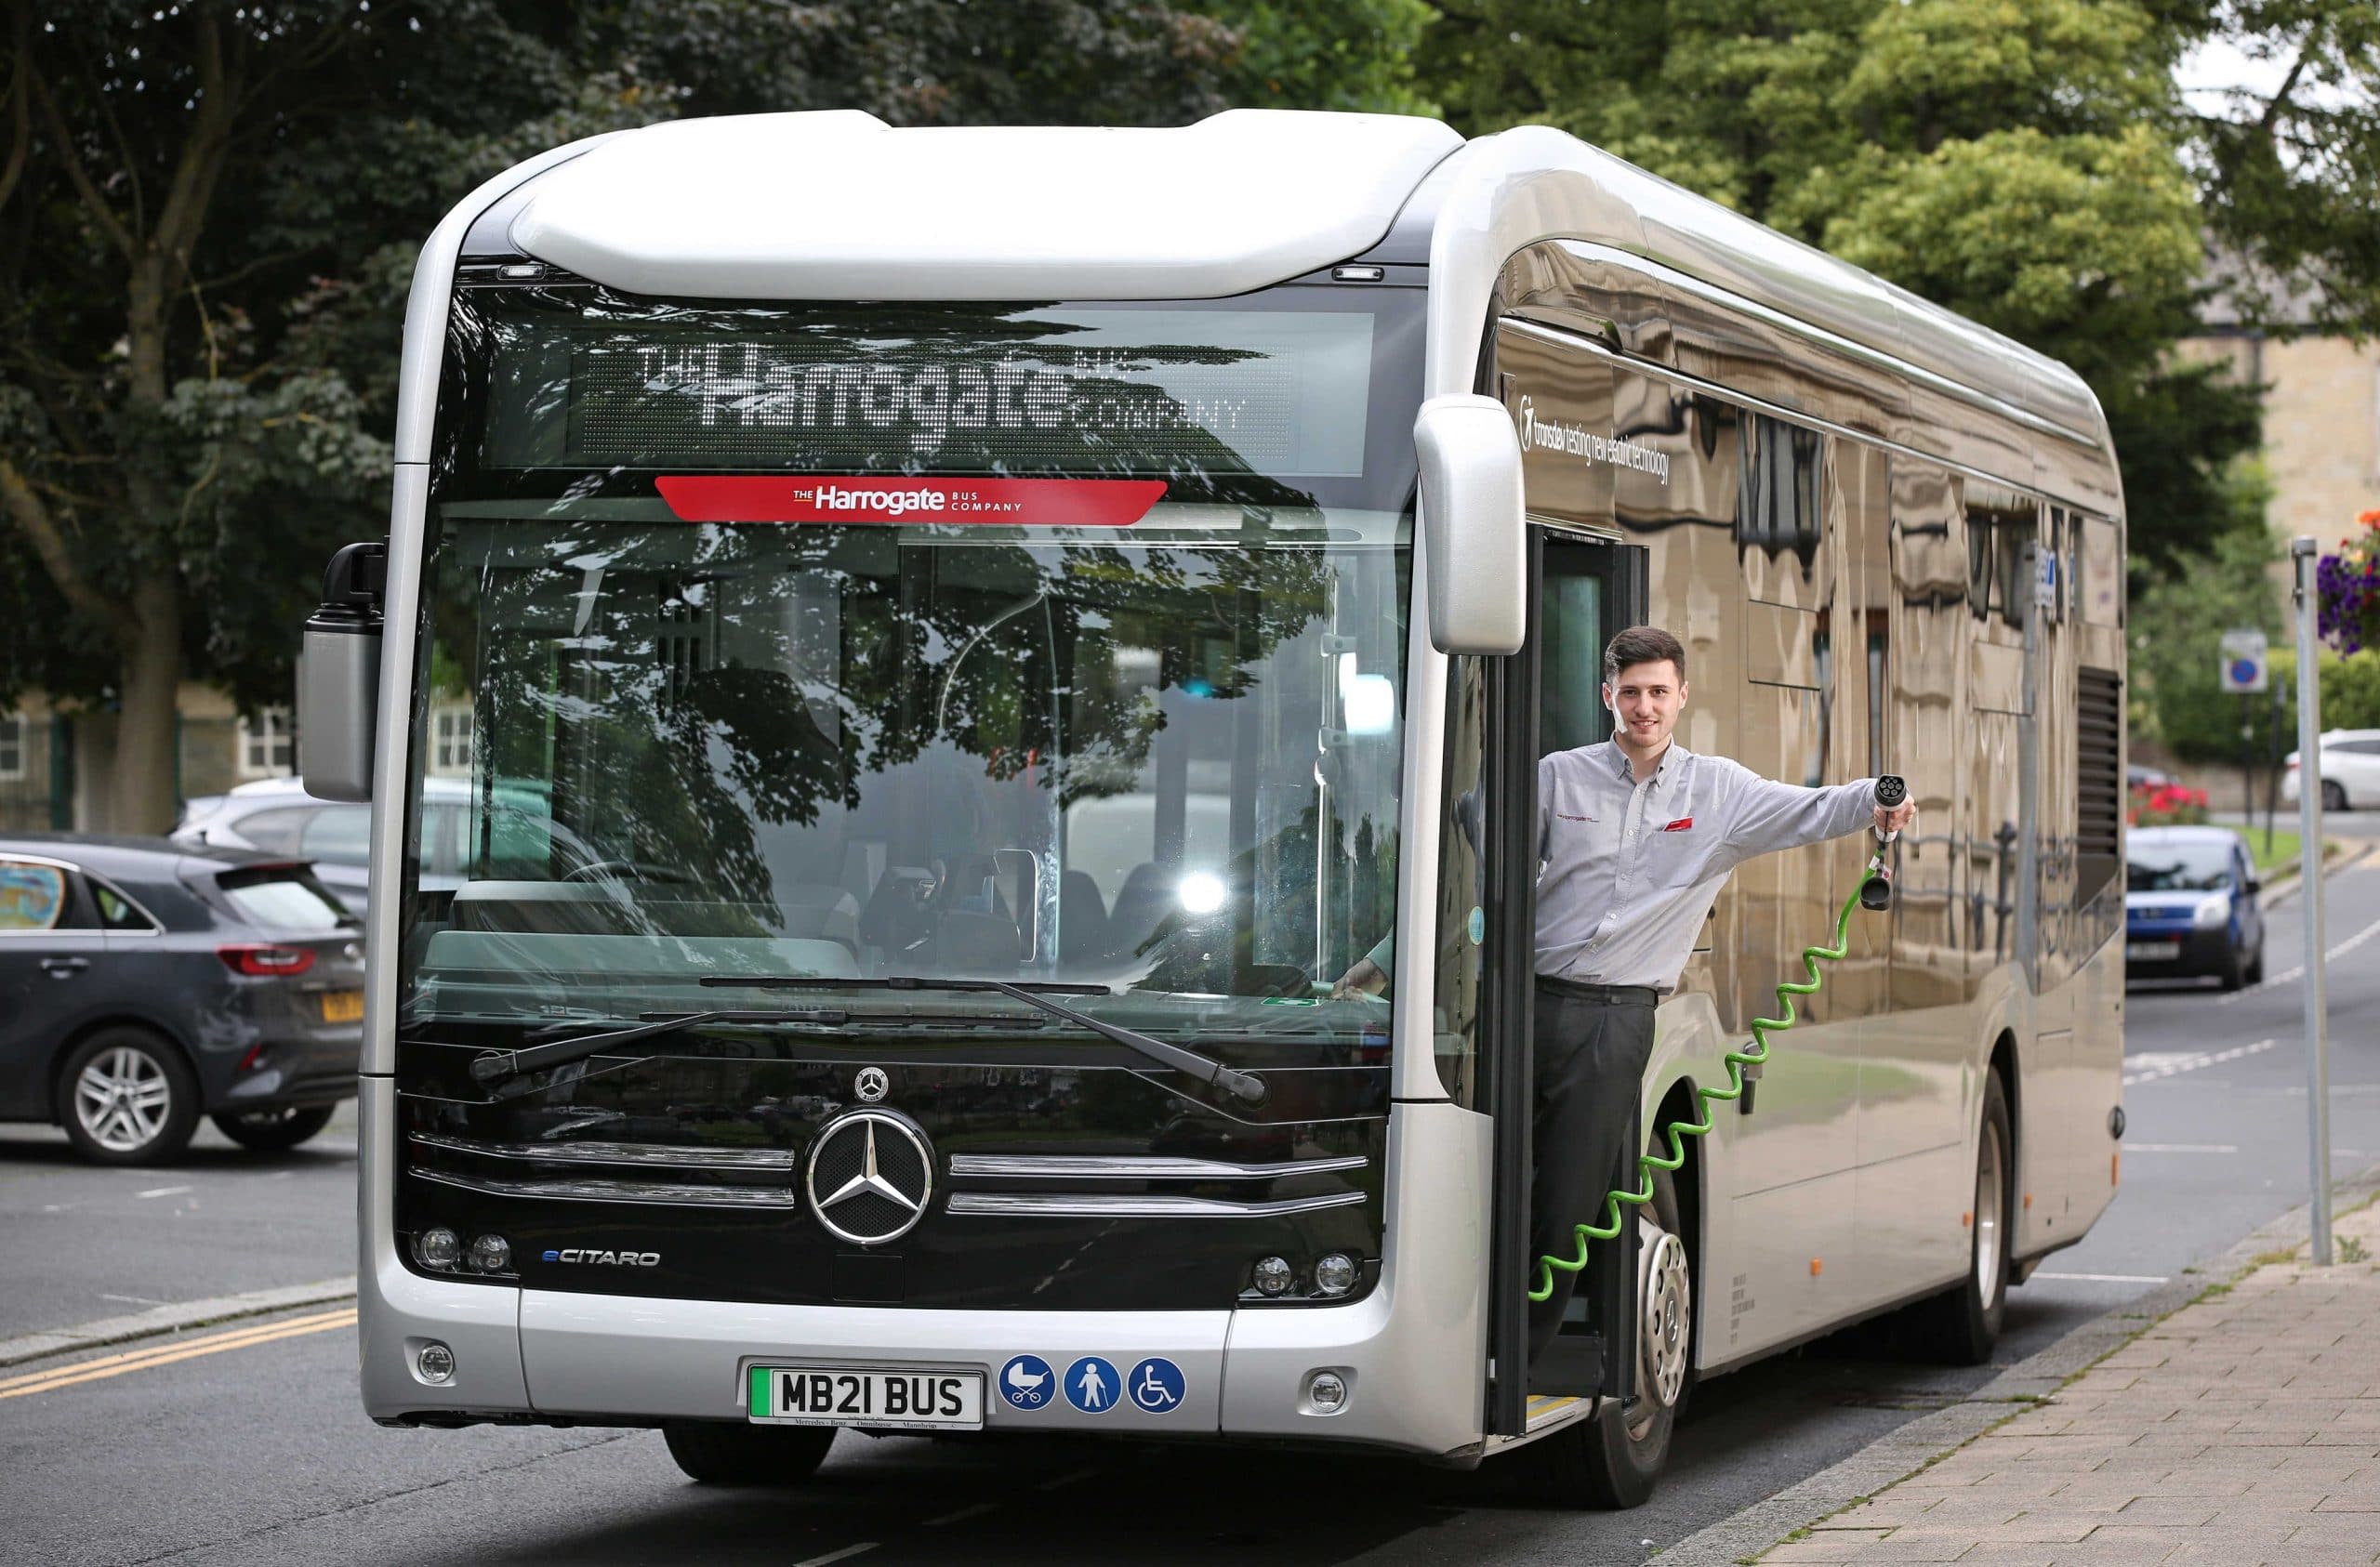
[{"xmin": 1527, "ymin": 775, "xmax": 1906, "ymax": 1303}]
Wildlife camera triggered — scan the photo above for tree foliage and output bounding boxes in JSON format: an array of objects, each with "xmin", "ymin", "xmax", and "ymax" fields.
[
  {"xmin": 1411, "ymin": 0, "xmax": 2371, "ymax": 581},
  {"xmin": 0, "ymin": 0, "xmax": 1357, "ymax": 829},
  {"xmin": 2128, "ymin": 460, "xmax": 2288, "ymax": 762}
]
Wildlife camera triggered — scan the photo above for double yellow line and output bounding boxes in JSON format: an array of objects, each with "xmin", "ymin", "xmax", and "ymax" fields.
[{"xmin": 0, "ymin": 1306, "xmax": 357, "ymax": 1401}]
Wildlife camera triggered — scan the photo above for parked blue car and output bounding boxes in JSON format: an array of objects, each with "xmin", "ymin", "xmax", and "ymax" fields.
[{"xmin": 2125, "ymin": 824, "xmax": 2265, "ymax": 990}]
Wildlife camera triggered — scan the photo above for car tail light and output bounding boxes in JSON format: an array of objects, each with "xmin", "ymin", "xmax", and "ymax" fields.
[{"xmin": 217, "ymin": 943, "xmax": 316, "ymax": 977}]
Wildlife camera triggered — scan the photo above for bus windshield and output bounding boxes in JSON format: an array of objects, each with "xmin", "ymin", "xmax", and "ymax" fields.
[{"xmin": 398, "ymin": 283, "xmax": 1421, "ymax": 1048}]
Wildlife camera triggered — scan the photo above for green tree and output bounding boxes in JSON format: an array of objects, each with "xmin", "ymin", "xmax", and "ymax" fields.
[
  {"xmin": 2183, "ymin": 0, "xmax": 2380, "ymax": 339},
  {"xmin": 2129, "ymin": 461, "xmax": 2287, "ymax": 762},
  {"xmin": 1413, "ymin": 0, "xmax": 2274, "ymax": 579},
  {"xmin": 0, "ymin": 0, "xmax": 1347, "ymax": 831}
]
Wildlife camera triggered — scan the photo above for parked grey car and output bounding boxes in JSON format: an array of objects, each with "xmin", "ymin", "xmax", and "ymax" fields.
[{"xmin": 0, "ymin": 836, "xmax": 365, "ymax": 1164}]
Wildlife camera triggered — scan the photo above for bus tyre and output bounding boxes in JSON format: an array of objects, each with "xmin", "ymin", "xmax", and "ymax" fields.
[
  {"xmin": 1911, "ymin": 1072, "xmax": 2011, "ymax": 1364},
  {"xmin": 1527, "ymin": 1159, "xmax": 1689, "ymax": 1510},
  {"xmin": 662, "ymin": 1421, "xmax": 836, "ymax": 1486}
]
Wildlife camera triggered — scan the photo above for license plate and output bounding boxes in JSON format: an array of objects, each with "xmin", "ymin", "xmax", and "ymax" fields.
[
  {"xmin": 2126, "ymin": 942, "xmax": 2180, "ymax": 961},
  {"xmin": 318, "ymin": 990, "xmax": 364, "ymax": 1022},
  {"xmin": 747, "ymin": 1366, "xmax": 984, "ymax": 1430}
]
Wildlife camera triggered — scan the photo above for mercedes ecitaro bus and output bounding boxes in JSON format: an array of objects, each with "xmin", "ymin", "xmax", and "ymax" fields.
[{"xmin": 302, "ymin": 109, "xmax": 2129, "ymax": 1506}]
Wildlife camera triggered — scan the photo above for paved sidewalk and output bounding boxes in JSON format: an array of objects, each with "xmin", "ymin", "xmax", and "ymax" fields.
[{"xmin": 1752, "ymin": 1195, "xmax": 2380, "ymax": 1566}]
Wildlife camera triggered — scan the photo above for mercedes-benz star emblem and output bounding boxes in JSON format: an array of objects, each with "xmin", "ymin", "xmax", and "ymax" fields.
[
  {"xmin": 805, "ymin": 1111, "xmax": 933, "ymax": 1246},
  {"xmin": 853, "ymin": 1066, "xmax": 889, "ymax": 1103}
]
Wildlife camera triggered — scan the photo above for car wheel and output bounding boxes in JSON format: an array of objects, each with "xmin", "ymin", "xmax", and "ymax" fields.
[
  {"xmin": 2323, "ymin": 780, "xmax": 2348, "ymax": 812},
  {"xmin": 59, "ymin": 1029, "xmax": 200, "ymax": 1165},
  {"xmin": 662, "ymin": 1421, "xmax": 835, "ymax": 1485},
  {"xmin": 1907, "ymin": 1073, "xmax": 2011, "ymax": 1364},
  {"xmin": 1524, "ymin": 1157, "xmax": 1690, "ymax": 1509},
  {"xmin": 210, "ymin": 1104, "xmax": 338, "ymax": 1152},
  {"xmin": 2216, "ymin": 943, "xmax": 2245, "ymax": 991}
]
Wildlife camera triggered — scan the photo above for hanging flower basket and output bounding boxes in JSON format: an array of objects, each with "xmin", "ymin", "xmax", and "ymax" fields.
[{"xmin": 2316, "ymin": 509, "xmax": 2380, "ymax": 654}]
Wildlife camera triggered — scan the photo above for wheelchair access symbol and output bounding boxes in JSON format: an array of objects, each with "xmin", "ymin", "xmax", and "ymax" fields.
[{"xmin": 1127, "ymin": 1356, "xmax": 1184, "ymax": 1414}]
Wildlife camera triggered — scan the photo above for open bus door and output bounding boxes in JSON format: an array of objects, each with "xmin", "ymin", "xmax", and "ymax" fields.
[{"xmin": 1483, "ymin": 525, "xmax": 1652, "ymax": 1437}]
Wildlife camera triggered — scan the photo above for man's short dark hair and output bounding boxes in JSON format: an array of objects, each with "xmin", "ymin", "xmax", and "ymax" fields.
[{"xmin": 1604, "ymin": 625, "xmax": 1686, "ymax": 684}]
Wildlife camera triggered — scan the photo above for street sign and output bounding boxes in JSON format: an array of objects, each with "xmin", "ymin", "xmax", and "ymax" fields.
[{"xmin": 2220, "ymin": 627, "xmax": 2268, "ymax": 694}]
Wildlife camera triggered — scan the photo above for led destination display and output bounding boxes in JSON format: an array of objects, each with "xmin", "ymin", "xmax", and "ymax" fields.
[{"xmin": 483, "ymin": 307, "xmax": 1378, "ymax": 479}]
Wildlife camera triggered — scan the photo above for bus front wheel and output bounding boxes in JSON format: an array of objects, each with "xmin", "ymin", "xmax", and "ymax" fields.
[
  {"xmin": 1908, "ymin": 1072, "xmax": 2012, "ymax": 1364},
  {"xmin": 662, "ymin": 1421, "xmax": 836, "ymax": 1486},
  {"xmin": 1526, "ymin": 1157, "xmax": 1690, "ymax": 1509}
]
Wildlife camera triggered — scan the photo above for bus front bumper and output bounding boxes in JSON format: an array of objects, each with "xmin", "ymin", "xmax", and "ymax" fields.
[{"xmin": 357, "ymin": 1079, "xmax": 1489, "ymax": 1457}]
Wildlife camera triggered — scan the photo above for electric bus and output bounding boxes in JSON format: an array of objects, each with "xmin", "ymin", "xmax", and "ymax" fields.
[{"xmin": 304, "ymin": 109, "xmax": 2128, "ymax": 1505}]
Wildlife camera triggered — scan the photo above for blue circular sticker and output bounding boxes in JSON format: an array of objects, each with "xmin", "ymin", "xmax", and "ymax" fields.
[
  {"xmin": 998, "ymin": 1353, "xmax": 1055, "ymax": 1411},
  {"xmin": 1063, "ymin": 1355, "xmax": 1121, "ymax": 1414},
  {"xmin": 1127, "ymin": 1357, "xmax": 1185, "ymax": 1414},
  {"xmin": 1467, "ymin": 905, "xmax": 1485, "ymax": 945}
]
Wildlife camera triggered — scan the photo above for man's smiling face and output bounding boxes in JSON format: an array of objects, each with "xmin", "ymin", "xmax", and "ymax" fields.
[{"xmin": 1604, "ymin": 659, "xmax": 1687, "ymax": 755}]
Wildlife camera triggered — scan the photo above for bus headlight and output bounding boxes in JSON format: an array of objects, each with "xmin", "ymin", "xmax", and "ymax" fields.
[
  {"xmin": 414, "ymin": 1227, "xmax": 461, "ymax": 1271},
  {"xmin": 469, "ymin": 1233, "xmax": 512, "ymax": 1273},
  {"xmin": 1251, "ymin": 1256, "xmax": 1293, "ymax": 1297},
  {"xmin": 1314, "ymin": 1253, "xmax": 1357, "ymax": 1297}
]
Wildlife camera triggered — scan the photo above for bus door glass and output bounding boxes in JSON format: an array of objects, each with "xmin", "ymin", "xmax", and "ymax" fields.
[{"xmin": 1480, "ymin": 516, "xmax": 1648, "ymax": 1434}]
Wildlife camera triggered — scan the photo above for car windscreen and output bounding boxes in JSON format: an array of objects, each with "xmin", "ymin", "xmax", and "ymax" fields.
[
  {"xmin": 214, "ymin": 865, "xmax": 355, "ymax": 929},
  {"xmin": 2125, "ymin": 843, "xmax": 2234, "ymax": 892}
]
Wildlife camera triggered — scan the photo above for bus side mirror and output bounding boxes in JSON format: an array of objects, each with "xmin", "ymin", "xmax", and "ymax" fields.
[
  {"xmin": 1415, "ymin": 394, "xmax": 1527, "ymax": 656},
  {"xmin": 298, "ymin": 541, "xmax": 388, "ymax": 804}
]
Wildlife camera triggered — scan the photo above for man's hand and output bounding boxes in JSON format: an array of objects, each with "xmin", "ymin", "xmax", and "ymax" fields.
[
  {"xmin": 1874, "ymin": 797, "xmax": 1916, "ymax": 838},
  {"xmin": 1331, "ymin": 956, "xmax": 1388, "ymax": 1000}
]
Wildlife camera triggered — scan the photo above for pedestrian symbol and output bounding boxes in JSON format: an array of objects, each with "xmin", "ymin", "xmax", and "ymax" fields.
[
  {"xmin": 998, "ymin": 1353, "xmax": 1055, "ymax": 1411},
  {"xmin": 1064, "ymin": 1355, "xmax": 1120, "ymax": 1414},
  {"xmin": 1128, "ymin": 1357, "xmax": 1185, "ymax": 1413}
]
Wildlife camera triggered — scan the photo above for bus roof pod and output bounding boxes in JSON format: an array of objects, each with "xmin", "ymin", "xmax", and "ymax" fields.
[{"xmin": 504, "ymin": 109, "xmax": 1465, "ymax": 302}]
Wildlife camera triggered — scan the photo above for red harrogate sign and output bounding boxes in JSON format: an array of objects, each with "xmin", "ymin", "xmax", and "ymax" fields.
[{"xmin": 655, "ymin": 476, "xmax": 1168, "ymax": 527}]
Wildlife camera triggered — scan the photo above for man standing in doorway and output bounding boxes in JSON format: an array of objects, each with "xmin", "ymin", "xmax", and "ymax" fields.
[
  {"xmin": 1521, "ymin": 625, "xmax": 1914, "ymax": 1363},
  {"xmin": 1330, "ymin": 625, "xmax": 1915, "ymax": 1359}
]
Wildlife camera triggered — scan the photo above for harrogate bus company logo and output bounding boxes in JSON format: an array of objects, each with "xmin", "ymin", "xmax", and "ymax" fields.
[{"xmin": 786, "ymin": 481, "xmax": 1024, "ymax": 518}]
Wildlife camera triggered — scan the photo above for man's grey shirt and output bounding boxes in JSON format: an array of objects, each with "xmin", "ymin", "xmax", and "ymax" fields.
[{"xmin": 1537, "ymin": 741, "xmax": 1877, "ymax": 992}]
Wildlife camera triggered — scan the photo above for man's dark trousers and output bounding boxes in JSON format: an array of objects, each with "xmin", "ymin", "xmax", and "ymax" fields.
[{"xmin": 1527, "ymin": 976, "xmax": 1659, "ymax": 1366}]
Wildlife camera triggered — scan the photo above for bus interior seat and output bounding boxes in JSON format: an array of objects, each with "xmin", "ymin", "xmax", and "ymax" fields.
[
  {"xmin": 1059, "ymin": 870, "xmax": 1110, "ymax": 963},
  {"xmin": 931, "ymin": 909, "xmax": 1022, "ymax": 974},
  {"xmin": 1104, "ymin": 863, "xmax": 1177, "ymax": 959},
  {"xmin": 840, "ymin": 839, "xmax": 887, "ymax": 910},
  {"xmin": 773, "ymin": 884, "xmax": 863, "ymax": 956}
]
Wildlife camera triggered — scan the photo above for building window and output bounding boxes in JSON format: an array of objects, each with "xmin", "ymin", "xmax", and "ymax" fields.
[
  {"xmin": 240, "ymin": 708, "xmax": 295, "ymax": 779},
  {"xmin": 431, "ymin": 704, "xmax": 474, "ymax": 776},
  {"xmin": 0, "ymin": 713, "xmax": 23, "ymax": 781}
]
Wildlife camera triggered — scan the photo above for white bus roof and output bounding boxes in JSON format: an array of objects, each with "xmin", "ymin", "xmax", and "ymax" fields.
[
  {"xmin": 509, "ymin": 110, "xmax": 1463, "ymax": 303},
  {"xmin": 487, "ymin": 109, "xmax": 2104, "ymax": 454}
]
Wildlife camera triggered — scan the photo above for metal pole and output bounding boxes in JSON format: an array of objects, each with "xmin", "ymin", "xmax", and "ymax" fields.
[{"xmin": 2291, "ymin": 536, "xmax": 2333, "ymax": 1265}]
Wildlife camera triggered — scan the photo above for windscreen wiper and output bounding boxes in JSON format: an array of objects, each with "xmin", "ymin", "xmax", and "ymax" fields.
[
  {"xmin": 464, "ymin": 1007, "xmax": 849, "ymax": 1100},
  {"xmin": 708, "ymin": 975, "xmax": 1269, "ymax": 1105}
]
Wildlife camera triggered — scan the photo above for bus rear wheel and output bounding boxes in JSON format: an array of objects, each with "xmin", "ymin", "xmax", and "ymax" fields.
[
  {"xmin": 662, "ymin": 1421, "xmax": 836, "ymax": 1485},
  {"xmin": 1527, "ymin": 1158, "xmax": 1689, "ymax": 1509}
]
